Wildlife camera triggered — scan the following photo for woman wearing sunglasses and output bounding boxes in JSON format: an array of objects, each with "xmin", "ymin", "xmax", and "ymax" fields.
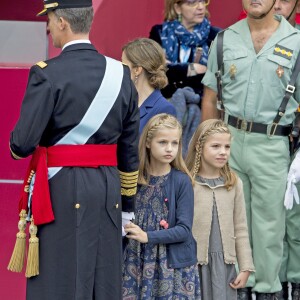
[{"xmin": 149, "ymin": 0, "xmax": 220, "ymax": 100}]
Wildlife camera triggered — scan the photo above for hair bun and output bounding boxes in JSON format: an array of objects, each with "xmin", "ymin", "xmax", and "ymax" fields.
[{"xmin": 149, "ymin": 67, "xmax": 168, "ymax": 90}]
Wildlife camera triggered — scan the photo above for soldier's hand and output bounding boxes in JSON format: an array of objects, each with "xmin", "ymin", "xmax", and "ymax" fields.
[
  {"xmin": 194, "ymin": 63, "xmax": 207, "ymax": 74},
  {"xmin": 122, "ymin": 212, "xmax": 134, "ymax": 236}
]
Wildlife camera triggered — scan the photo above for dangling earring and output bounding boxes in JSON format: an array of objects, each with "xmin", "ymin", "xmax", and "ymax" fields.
[
  {"xmin": 178, "ymin": 13, "xmax": 182, "ymax": 23},
  {"xmin": 134, "ymin": 75, "xmax": 139, "ymax": 85}
]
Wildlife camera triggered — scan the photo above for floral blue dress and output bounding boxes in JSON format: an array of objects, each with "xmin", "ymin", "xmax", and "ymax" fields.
[{"xmin": 122, "ymin": 174, "xmax": 201, "ymax": 300}]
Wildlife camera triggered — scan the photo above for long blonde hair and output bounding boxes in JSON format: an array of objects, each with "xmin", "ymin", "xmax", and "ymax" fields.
[
  {"xmin": 139, "ymin": 113, "xmax": 192, "ymax": 185},
  {"xmin": 185, "ymin": 119, "xmax": 237, "ymax": 190},
  {"xmin": 164, "ymin": 0, "xmax": 182, "ymax": 21}
]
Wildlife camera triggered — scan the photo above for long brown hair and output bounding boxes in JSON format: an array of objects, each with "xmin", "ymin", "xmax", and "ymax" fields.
[
  {"xmin": 138, "ymin": 113, "xmax": 192, "ymax": 185},
  {"xmin": 185, "ymin": 119, "xmax": 237, "ymax": 190}
]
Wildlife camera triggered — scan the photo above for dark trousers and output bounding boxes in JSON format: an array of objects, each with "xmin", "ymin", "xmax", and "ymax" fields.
[{"xmin": 27, "ymin": 167, "xmax": 122, "ymax": 300}]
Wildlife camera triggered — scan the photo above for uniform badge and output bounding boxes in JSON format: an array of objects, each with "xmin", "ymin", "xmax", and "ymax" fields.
[
  {"xmin": 276, "ymin": 65, "xmax": 284, "ymax": 78},
  {"xmin": 229, "ymin": 64, "xmax": 237, "ymax": 80},
  {"xmin": 273, "ymin": 44, "xmax": 293, "ymax": 60},
  {"xmin": 36, "ymin": 61, "xmax": 47, "ymax": 69}
]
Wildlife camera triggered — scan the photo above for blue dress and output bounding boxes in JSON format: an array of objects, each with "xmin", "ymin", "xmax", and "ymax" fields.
[{"xmin": 123, "ymin": 174, "xmax": 201, "ymax": 299}]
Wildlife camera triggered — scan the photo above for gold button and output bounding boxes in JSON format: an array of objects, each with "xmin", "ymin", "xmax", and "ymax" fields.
[
  {"xmin": 115, "ymin": 204, "xmax": 119, "ymax": 209},
  {"xmin": 75, "ymin": 203, "xmax": 80, "ymax": 209}
]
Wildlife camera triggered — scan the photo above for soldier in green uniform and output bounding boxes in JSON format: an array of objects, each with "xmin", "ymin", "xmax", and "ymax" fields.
[
  {"xmin": 201, "ymin": 0, "xmax": 300, "ymax": 299},
  {"xmin": 275, "ymin": 0, "xmax": 300, "ymax": 33},
  {"xmin": 274, "ymin": 1, "xmax": 300, "ymax": 299}
]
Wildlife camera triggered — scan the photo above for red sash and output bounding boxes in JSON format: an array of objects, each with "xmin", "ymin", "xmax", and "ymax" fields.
[{"xmin": 19, "ymin": 144, "xmax": 117, "ymax": 225}]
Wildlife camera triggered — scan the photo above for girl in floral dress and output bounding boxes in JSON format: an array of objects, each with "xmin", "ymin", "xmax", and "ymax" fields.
[{"xmin": 122, "ymin": 113, "xmax": 201, "ymax": 300}]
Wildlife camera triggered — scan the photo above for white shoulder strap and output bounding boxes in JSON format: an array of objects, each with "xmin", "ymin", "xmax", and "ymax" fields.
[{"xmin": 48, "ymin": 56, "xmax": 123, "ymax": 179}]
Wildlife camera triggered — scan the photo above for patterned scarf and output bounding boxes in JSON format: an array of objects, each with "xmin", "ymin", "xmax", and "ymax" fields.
[{"xmin": 161, "ymin": 18, "xmax": 211, "ymax": 65}]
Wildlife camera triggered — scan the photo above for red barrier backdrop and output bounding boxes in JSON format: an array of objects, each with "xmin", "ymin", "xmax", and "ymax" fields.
[{"xmin": 0, "ymin": 68, "xmax": 30, "ymax": 299}]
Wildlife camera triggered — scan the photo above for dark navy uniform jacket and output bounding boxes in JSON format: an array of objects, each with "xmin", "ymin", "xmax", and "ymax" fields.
[
  {"xmin": 11, "ymin": 43, "xmax": 139, "ymax": 211},
  {"xmin": 10, "ymin": 43, "xmax": 139, "ymax": 300}
]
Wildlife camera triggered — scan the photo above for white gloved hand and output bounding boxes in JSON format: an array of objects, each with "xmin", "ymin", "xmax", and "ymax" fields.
[
  {"xmin": 122, "ymin": 212, "xmax": 135, "ymax": 237},
  {"xmin": 284, "ymin": 151, "xmax": 300, "ymax": 209}
]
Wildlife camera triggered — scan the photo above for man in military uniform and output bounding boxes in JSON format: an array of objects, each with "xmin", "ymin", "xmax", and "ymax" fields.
[
  {"xmin": 201, "ymin": 0, "xmax": 300, "ymax": 299},
  {"xmin": 9, "ymin": 1, "xmax": 139, "ymax": 299},
  {"xmin": 275, "ymin": 0, "xmax": 300, "ymax": 30},
  {"xmin": 274, "ymin": 1, "xmax": 300, "ymax": 299}
]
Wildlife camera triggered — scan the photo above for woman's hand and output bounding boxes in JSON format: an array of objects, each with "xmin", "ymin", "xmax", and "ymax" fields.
[
  {"xmin": 124, "ymin": 222, "xmax": 148, "ymax": 243},
  {"xmin": 188, "ymin": 63, "xmax": 207, "ymax": 76},
  {"xmin": 229, "ymin": 271, "xmax": 251, "ymax": 289},
  {"xmin": 194, "ymin": 63, "xmax": 207, "ymax": 74}
]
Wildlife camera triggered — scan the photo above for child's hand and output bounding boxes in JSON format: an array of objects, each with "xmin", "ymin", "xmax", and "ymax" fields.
[
  {"xmin": 124, "ymin": 222, "xmax": 148, "ymax": 243},
  {"xmin": 229, "ymin": 271, "xmax": 250, "ymax": 289}
]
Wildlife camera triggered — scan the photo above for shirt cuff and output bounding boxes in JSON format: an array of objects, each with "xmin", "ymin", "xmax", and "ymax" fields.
[{"xmin": 122, "ymin": 211, "xmax": 135, "ymax": 221}]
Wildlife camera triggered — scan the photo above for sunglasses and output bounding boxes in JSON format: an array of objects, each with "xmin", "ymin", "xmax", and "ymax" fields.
[{"xmin": 181, "ymin": 0, "xmax": 210, "ymax": 7}]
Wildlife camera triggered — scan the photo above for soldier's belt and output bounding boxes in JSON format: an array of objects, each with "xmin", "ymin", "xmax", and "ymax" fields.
[{"xmin": 228, "ymin": 115, "xmax": 292, "ymax": 136}]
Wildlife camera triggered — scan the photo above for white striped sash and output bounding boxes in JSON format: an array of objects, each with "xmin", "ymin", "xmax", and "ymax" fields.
[{"xmin": 48, "ymin": 56, "xmax": 123, "ymax": 179}]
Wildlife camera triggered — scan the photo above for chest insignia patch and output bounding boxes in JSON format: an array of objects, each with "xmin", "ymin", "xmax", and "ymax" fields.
[{"xmin": 273, "ymin": 45, "xmax": 293, "ymax": 60}]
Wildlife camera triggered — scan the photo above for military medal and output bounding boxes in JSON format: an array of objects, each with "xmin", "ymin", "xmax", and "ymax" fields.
[
  {"xmin": 276, "ymin": 65, "xmax": 284, "ymax": 78},
  {"xmin": 229, "ymin": 64, "xmax": 237, "ymax": 80}
]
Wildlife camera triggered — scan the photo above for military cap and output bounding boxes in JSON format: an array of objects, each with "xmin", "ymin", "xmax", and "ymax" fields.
[{"xmin": 37, "ymin": 0, "xmax": 92, "ymax": 16}]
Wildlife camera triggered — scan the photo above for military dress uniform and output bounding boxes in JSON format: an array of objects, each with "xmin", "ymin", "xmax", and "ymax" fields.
[
  {"xmin": 10, "ymin": 42, "xmax": 139, "ymax": 300},
  {"xmin": 202, "ymin": 16, "xmax": 300, "ymax": 293}
]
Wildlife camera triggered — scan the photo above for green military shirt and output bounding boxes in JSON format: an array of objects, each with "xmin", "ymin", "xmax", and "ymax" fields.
[{"xmin": 202, "ymin": 16, "xmax": 300, "ymax": 126}]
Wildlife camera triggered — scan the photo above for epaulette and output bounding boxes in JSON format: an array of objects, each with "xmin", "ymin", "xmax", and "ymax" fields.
[{"xmin": 35, "ymin": 61, "xmax": 48, "ymax": 69}]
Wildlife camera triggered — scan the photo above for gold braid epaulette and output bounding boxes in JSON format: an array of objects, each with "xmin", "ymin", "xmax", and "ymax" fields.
[
  {"xmin": 35, "ymin": 61, "xmax": 47, "ymax": 69},
  {"xmin": 119, "ymin": 170, "xmax": 138, "ymax": 197}
]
